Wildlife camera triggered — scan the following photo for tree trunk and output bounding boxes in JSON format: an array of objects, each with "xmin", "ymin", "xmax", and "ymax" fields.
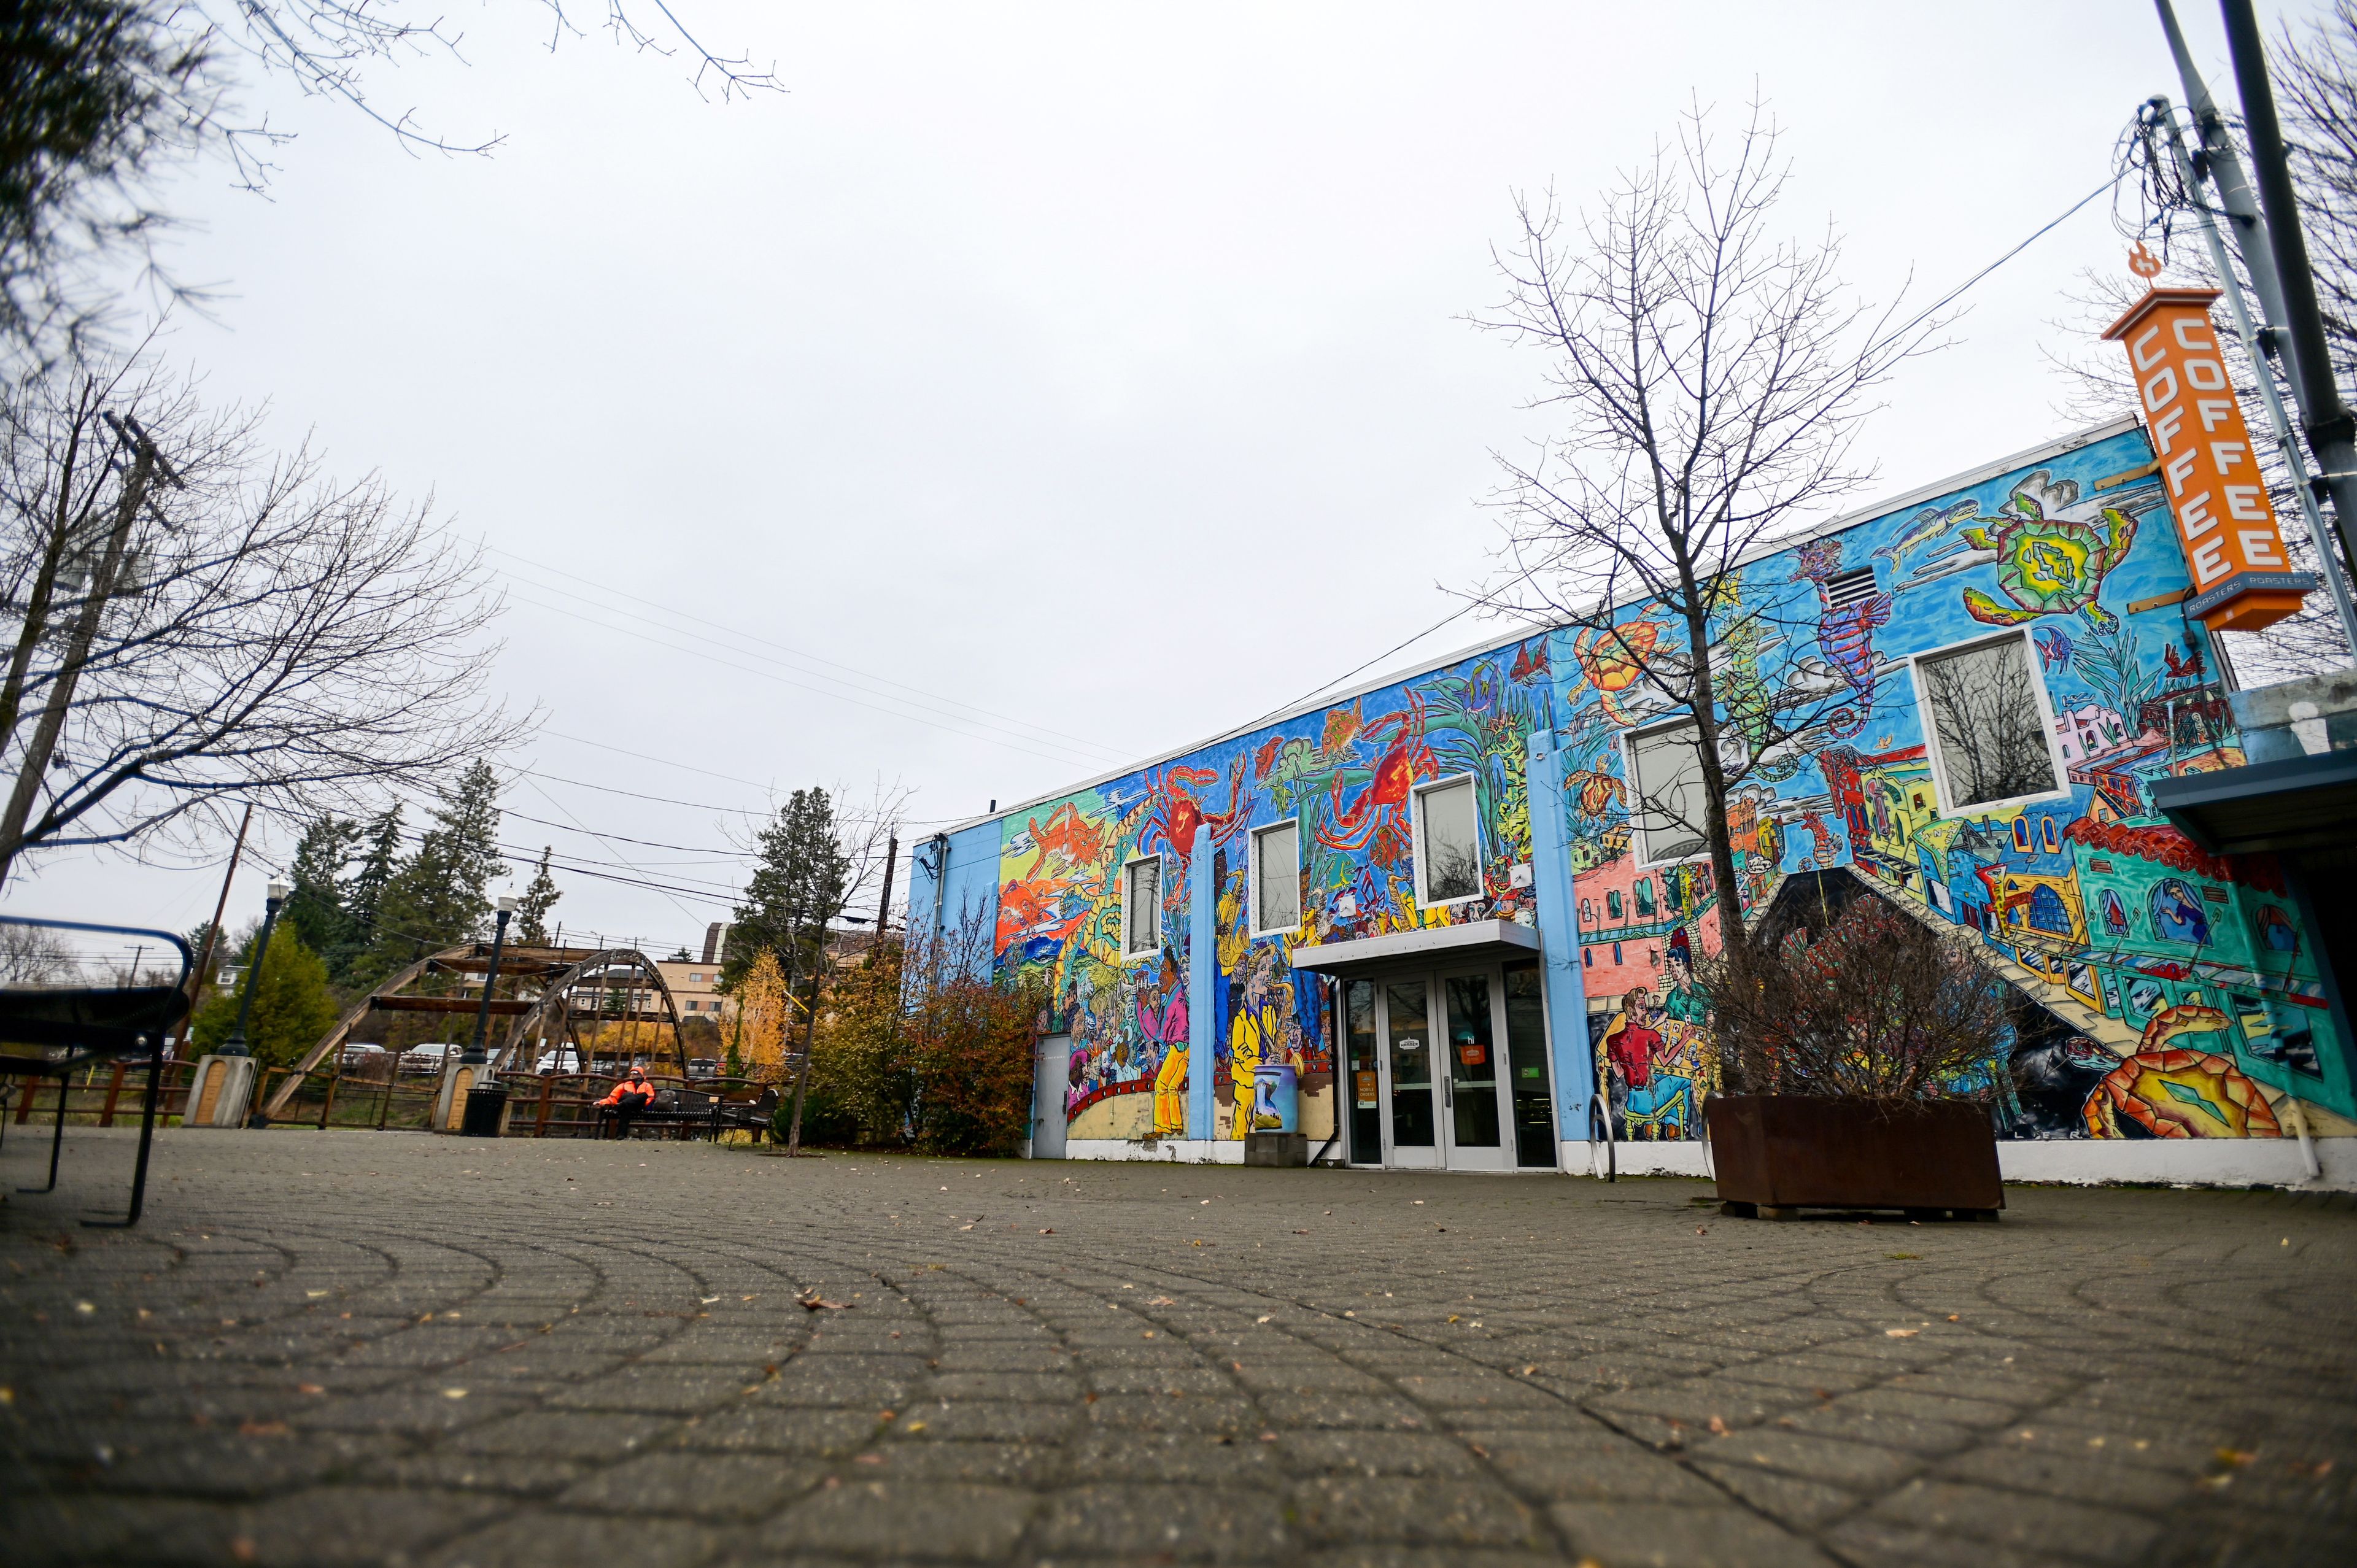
[{"xmin": 784, "ymin": 919, "xmax": 828, "ymax": 1155}]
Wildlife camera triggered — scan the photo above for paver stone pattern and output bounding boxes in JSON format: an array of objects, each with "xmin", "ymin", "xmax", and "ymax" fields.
[{"xmin": 2, "ymin": 1129, "xmax": 2353, "ymax": 1567}]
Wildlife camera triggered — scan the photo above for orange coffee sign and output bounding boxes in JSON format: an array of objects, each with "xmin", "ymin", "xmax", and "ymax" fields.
[{"xmin": 2102, "ymin": 287, "xmax": 2315, "ymax": 633}]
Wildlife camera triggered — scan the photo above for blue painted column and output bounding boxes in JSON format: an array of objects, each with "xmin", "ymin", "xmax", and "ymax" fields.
[
  {"xmin": 1186, "ymin": 825, "xmax": 1216, "ymax": 1146},
  {"xmin": 1526, "ymin": 732, "xmax": 1592, "ymax": 1144}
]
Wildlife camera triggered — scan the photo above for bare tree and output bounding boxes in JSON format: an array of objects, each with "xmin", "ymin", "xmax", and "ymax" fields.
[
  {"xmin": 1472, "ymin": 98, "xmax": 1943, "ymax": 968},
  {"xmin": 2, "ymin": 2, "xmax": 783, "ymax": 366},
  {"xmin": 1700, "ymin": 894, "xmax": 2007, "ymax": 1102},
  {"xmin": 0, "ymin": 919, "xmax": 76, "ymax": 982},
  {"xmin": 2052, "ymin": 9, "xmax": 2357, "ymax": 682},
  {"xmin": 0, "ymin": 353, "xmax": 527, "ymax": 886},
  {"xmin": 1916, "ymin": 638, "xmax": 2059, "ymax": 809}
]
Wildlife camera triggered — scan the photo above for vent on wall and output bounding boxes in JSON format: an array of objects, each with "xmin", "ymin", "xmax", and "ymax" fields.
[{"xmin": 1822, "ymin": 567, "xmax": 1879, "ymax": 609}]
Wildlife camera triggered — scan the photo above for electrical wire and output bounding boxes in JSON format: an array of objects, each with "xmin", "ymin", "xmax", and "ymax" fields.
[{"xmin": 490, "ymin": 549, "xmax": 1132, "ymax": 763}]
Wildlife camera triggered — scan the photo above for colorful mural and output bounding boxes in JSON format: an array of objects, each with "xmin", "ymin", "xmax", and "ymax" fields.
[
  {"xmin": 1565, "ymin": 423, "xmax": 2354, "ymax": 1143},
  {"xmin": 991, "ymin": 646, "xmax": 1555, "ymax": 1140},
  {"xmin": 930, "ymin": 416, "xmax": 2351, "ymax": 1161}
]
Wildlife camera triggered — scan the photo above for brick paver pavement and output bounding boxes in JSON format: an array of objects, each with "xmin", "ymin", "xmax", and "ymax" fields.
[{"xmin": 1, "ymin": 1129, "xmax": 2352, "ymax": 1567}]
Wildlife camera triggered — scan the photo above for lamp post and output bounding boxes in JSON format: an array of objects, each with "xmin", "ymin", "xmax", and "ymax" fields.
[
  {"xmin": 220, "ymin": 879, "xmax": 290, "ymax": 1059},
  {"xmin": 463, "ymin": 897, "xmax": 518, "ymax": 1071}
]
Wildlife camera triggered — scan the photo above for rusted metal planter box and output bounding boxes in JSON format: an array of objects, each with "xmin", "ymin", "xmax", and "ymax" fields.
[{"xmin": 1706, "ymin": 1095, "xmax": 2003, "ymax": 1220}]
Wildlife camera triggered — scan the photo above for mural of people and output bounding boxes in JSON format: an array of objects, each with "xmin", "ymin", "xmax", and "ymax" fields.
[{"xmin": 1141, "ymin": 951, "xmax": 1190, "ymax": 1135}]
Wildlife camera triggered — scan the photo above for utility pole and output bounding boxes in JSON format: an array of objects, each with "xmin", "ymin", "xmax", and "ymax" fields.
[
  {"xmin": 874, "ymin": 833, "xmax": 898, "ymax": 945},
  {"xmin": 2215, "ymin": 1, "xmax": 2357, "ymax": 616},
  {"xmin": 0, "ymin": 415, "xmax": 177, "ymax": 886},
  {"xmin": 2147, "ymin": 98, "xmax": 2357, "ymax": 654},
  {"xmin": 187, "ymin": 803, "xmax": 255, "ymax": 1017}
]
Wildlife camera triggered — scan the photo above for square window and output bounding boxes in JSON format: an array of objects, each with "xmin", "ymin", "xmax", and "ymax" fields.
[
  {"xmin": 1915, "ymin": 634, "xmax": 2064, "ymax": 811},
  {"xmin": 1123, "ymin": 856, "xmax": 1162, "ymax": 958},
  {"xmin": 1412, "ymin": 776, "xmax": 1482, "ymax": 905},
  {"xmin": 1627, "ymin": 720, "xmax": 1710, "ymax": 865},
  {"xmin": 1252, "ymin": 820, "xmax": 1300, "ymax": 935}
]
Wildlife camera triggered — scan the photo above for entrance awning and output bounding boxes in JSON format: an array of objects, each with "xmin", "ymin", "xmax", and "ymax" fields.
[
  {"xmin": 2148, "ymin": 751, "xmax": 2357, "ymax": 855},
  {"xmin": 1287, "ymin": 918, "xmax": 1540, "ymax": 977}
]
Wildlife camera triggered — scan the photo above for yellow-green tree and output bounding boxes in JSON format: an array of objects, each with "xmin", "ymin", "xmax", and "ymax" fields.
[
  {"xmin": 732, "ymin": 949, "xmax": 794, "ymax": 1081},
  {"xmin": 189, "ymin": 930, "xmax": 340, "ymax": 1068}
]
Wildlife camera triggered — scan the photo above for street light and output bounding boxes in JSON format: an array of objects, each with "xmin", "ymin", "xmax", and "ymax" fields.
[
  {"xmin": 463, "ymin": 896, "xmax": 519, "ymax": 1070},
  {"xmin": 220, "ymin": 879, "xmax": 290, "ymax": 1059}
]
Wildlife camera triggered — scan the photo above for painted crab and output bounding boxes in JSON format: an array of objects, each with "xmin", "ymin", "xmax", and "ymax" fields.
[{"xmin": 1958, "ymin": 470, "xmax": 2138, "ymax": 632}]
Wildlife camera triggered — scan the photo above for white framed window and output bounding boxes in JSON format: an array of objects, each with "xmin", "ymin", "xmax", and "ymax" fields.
[
  {"xmin": 1910, "ymin": 629, "xmax": 2069, "ymax": 814},
  {"xmin": 1122, "ymin": 855, "xmax": 1163, "ymax": 959},
  {"xmin": 1250, "ymin": 819, "xmax": 1300, "ymax": 936},
  {"xmin": 1412, "ymin": 774, "xmax": 1482, "ymax": 906},
  {"xmin": 1625, "ymin": 719, "xmax": 1711, "ymax": 867}
]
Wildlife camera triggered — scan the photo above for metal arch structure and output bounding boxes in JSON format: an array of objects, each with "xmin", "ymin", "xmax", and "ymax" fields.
[
  {"xmin": 482, "ymin": 948, "xmax": 693, "ymax": 1078},
  {"xmin": 263, "ymin": 944, "xmax": 690, "ymax": 1119}
]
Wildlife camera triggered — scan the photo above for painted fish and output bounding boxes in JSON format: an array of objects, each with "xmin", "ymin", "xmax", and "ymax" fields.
[
  {"xmin": 2034, "ymin": 626, "xmax": 2074, "ymax": 671},
  {"xmin": 1509, "ymin": 636, "xmax": 1550, "ymax": 682}
]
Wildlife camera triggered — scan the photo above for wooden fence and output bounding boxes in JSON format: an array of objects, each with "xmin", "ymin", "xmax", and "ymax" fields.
[{"xmin": 2, "ymin": 1064, "xmax": 772, "ymax": 1140}]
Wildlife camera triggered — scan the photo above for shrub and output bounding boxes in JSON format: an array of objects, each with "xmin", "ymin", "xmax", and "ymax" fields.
[
  {"xmin": 901, "ymin": 912, "xmax": 1042, "ymax": 1157},
  {"xmin": 1700, "ymin": 894, "xmax": 2006, "ymax": 1101},
  {"xmin": 188, "ymin": 928, "xmax": 339, "ymax": 1068}
]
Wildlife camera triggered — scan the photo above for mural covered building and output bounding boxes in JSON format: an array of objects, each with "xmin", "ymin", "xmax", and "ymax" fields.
[{"xmin": 908, "ymin": 414, "xmax": 2357, "ymax": 1180}]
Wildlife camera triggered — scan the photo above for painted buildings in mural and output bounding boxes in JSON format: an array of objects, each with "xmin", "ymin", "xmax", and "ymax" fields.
[
  {"xmin": 924, "ymin": 406, "xmax": 2349, "ymax": 1157},
  {"xmin": 1567, "ymin": 417, "xmax": 2348, "ymax": 1148},
  {"xmin": 989, "ymin": 651, "xmax": 1557, "ymax": 1147}
]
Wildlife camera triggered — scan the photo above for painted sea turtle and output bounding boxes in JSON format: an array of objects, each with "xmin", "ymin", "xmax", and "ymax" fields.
[{"xmin": 1958, "ymin": 469, "xmax": 2138, "ymax": 632}]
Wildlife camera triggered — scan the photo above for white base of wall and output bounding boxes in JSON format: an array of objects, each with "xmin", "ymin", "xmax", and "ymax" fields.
[
  {"xmin": 1041, "ymin": 1135, "xmax": 2355, "ymax": 1191},
  {"xmin": 1998, "ymin": 1136, "xmax": 2355, "ymax": 1191},
  {"xmin": 1548, "ymin": 1137, "xmax": 2356, "ymax": 1191},
  {"xmin": 1557, "ymin": 1140, "xmax": 1714, "ymax": 1178},
  {"xmin": 1057, "ymin": 1138, "xmax": 1246, "ymax": 1164}
]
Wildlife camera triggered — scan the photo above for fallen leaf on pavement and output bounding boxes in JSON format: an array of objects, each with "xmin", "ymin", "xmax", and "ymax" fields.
[{"xmin": 797, "ymin": 1289, "xmax": 851, "ymax": 1311}]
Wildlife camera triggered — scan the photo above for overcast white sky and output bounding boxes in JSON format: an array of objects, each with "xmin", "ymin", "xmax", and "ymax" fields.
[{"xmin": 1, "ymin": 0, "xmax": 2330, "ymax": 965}]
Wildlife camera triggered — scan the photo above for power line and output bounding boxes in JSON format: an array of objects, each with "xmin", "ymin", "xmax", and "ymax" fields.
[
  {"xmin": 503, "ymin": 587, "xmax": 1121, "ymax": 771},
  {"xmin": 486, "ymin": 549, "xmax": 1121, "ymax": 759},
  {"xmin": 515, "ymin": 767, "xmax": 966, "ymax": 826}
]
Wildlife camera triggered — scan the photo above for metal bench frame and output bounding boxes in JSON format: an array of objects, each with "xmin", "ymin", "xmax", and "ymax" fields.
[{"xmin": 0, "ymin": 916, "xmax": 192, "ymax": 1227}]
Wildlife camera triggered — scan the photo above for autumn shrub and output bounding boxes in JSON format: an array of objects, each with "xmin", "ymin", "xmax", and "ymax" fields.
[
  {"xmin": 901, "ymin": 914, "xmax": 1042, "ymax": 1157},
  {"xmin": 1700, "ymin": 894, "xmax": 2006, "ymax": 1102}
]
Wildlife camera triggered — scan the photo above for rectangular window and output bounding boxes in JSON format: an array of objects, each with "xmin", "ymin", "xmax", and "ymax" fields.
[
  {"xmin": 1412, "ymin": 776, "xmax": 1482, "ymax": 905},
  {"xmin": 1634, "ymin": 878, "xmax": 1655, "ymax": 916},
  {"xmin": 1123, "ymin": 856, "xmax": 1162, "ymax": 957},
  {"xmin": 1606, "ymin": 889, "xmax": 1623, "ymax": 919},
  {"xmin": 1251, "ymin": 820, "xmax": 1300, "ymax": 935},
  {"xmin": 1628, "ymin": 720, "xmax": 1709, "ymax": 865},
  {"xmin": 1915, "ymin": 633, "xmax": 2064, "ymax": 811}
]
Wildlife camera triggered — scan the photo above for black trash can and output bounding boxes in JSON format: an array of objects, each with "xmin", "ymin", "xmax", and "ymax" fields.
[{"xmin": 460, "ymin": 1083, "xmax": 508, "ymax": 1138}]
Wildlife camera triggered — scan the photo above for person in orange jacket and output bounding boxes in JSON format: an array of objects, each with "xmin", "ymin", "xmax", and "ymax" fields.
[{"xmin": 599, "ymin": 1064, "xmax": 657, "ymax": 1137}]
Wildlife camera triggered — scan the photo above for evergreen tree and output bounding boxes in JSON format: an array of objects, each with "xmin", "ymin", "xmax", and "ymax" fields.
[
  {"xmin": 335, "ymin": 805, "xmax": 404, "ymax": 982},
  {"xmin": 514, "ymin": 846, "xmax": 561, "ymax": 946},
  {"xmin": 358, "ymin": 762, "xmax": 504, "ymax": 983},
  {"xmin": 188, "ymin": 929, "xmax": 340, "ymax": 1069},
  {"xmin": 722, "ymin": 788, "xmax": 850, "ymax": 995},
  {"xmin": 284, "ymin": 816, "xmax": 360, "ymax": 963}
]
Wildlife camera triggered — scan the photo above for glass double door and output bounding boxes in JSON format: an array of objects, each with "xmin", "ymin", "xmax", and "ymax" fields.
[{"xmin": 1342, "ymin": 960, "xmax": 1557, "ymax": 1171}]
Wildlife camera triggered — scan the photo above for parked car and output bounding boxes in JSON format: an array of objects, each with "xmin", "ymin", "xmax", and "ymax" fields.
[
  {"xmin": 338, "ymin": 1043, "xmax": 389, "ymax": 1070},
  {"xmin": 535, "ymin": 1046, "xmax": 584, "ymax": 1075},
  {"xmin": 685, "ymin": 1058, "xmax": 719, "ymax": 1080},
  {"xmin": 399, "ymin": 1043, "xmax": 461, "ymax": 1075}
]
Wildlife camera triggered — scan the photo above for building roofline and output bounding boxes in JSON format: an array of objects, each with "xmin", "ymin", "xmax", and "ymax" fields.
[{"xmin": 935, "ymin": 414, "xmax": 2146, "ymax": 839}]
